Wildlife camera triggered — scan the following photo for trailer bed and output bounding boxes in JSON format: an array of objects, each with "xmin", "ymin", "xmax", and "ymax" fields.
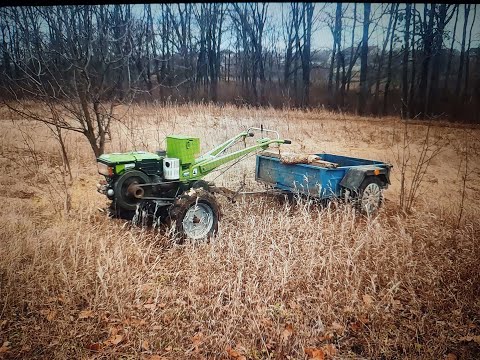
[{"xmin": 255, "ymin": 152, "xmax": 391, "ymax": 199}]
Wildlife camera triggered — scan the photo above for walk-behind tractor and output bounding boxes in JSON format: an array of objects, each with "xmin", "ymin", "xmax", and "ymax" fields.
[
  {"xmin": 96, "ymin": 127, "xmax": 291, "ymax": 240},
  {"xmin": 97, "ymin": 127, "xmax": 393, "ymax": 241}
]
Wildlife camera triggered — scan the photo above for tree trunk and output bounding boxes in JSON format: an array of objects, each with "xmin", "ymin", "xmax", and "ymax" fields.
[
  {"xmin": 463, "ymin": 4, "xmax": 476, "ymax": 105},
  {"xmin": 443, "ymin": 5, "xmax": 459, "ymax": 96},
  {"xmin": 427, "ymin": 4, "xmax": 452, "ymax": 116},
  {"xmin": 301, "ymin": 3, "xmax": 314, "ymax": 107},
  {"xmin": 327, "ymin": 3, "xmax": 341, "ymax": 101},
  {"xmin": 357, "ymin": 3, "xmax": 371, "ymax": 115},
  {"xmin": 346, "ymin": 3, "xmax": 357, "ymax": 92},
  {"xmin": 227, "ymin": 51, "xmax": 231, "ymax": 82},
  {"xmin": 401, "ymin": 4, "xmax": 411, "ymax": 118},
  {"xmin": 327, "ymin": 32, "xmax": 337, "ymax": 98},
  {"xmin": 408, "ymin": 4, "xmax": 417, "ymax": 117},
  {"xmin": 1, "ymin": 25, "xmax": 12, "ymax": 78},
  {"xmin": 283, "ymin": 4, "xmax": 297, "ymax": 89},
  {"xmin": 383, "ymin": 5, "xmax": 398, "ymax": 116},
  {"xmin": 374, "ymin": 4, "xmax": 395, "ymax": 116},
  {"xmin": 454, "ymin": 4, "xmax": 471, "ymax": 112},
  {"xmin": 334, "ymin": 8, "xmax": 342, "ymax": 106},
  {"xmin": 418, "ymin": 3, "xmax": 435, "ymax": 118}
]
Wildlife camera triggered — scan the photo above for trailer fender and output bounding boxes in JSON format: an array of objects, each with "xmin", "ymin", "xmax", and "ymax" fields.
[{"xmin": 339, "ymin": 166, "xmax": 391, "ymax": 193}]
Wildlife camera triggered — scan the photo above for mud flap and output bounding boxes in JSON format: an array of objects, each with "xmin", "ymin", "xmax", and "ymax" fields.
[{"xmin": 339, "ymin": 165, "xmax": 391, "ymax": 193}]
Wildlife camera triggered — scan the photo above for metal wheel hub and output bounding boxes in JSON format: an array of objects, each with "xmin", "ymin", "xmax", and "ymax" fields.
[
  {"xmin": 122, "ymin": 179, "xmax": 142, "ymax": 201},
  {"xmin": 361, "ymin": 183, "xmax": 381, "ymax": 215},
  {"xmin": 182, "ymin": 202, "xmax": 214, "ymax": 239}
]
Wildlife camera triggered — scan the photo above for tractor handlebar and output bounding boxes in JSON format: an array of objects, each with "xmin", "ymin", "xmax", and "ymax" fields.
[{"xmin": 245, "ymin": 127, "xmax": 280, "ymax": 140}]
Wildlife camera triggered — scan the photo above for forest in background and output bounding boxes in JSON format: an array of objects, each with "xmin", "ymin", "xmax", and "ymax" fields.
[{"xmin": 0, "ymin": 3, "xmax": 479, "ymax": 132}]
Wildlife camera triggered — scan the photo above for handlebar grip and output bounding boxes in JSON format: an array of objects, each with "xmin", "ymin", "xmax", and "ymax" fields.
[{"xmin": 283, "ymin": 139, "xmax": 292, "ymax": 144}]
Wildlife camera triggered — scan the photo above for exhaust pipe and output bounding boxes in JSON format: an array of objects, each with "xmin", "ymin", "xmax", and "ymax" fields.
[{"xmin": 127, "ymin": 183, "xmax": 145, "ymax": 199}]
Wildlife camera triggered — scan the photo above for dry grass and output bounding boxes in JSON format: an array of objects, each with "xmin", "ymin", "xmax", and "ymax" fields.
[{"xmin": 0, "ymin": 103, "xmax": 479, "ymax": 359}]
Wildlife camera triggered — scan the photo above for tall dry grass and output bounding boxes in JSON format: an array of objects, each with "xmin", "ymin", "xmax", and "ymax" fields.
[{"xmin": 0, "ymin": 103, "xmax": 479, "ymax": 359}]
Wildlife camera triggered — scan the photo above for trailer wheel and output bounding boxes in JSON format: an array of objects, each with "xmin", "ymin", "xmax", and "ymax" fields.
[
  {"xmin": 356, "ymin": 177, "xmax": 384, "ymax": 216},
  {"xmin": 168, "ymin": 188, "xmax": 220, "ymax": 243}
]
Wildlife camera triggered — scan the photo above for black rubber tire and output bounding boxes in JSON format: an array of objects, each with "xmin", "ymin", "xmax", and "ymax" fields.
[
  {"xmin": 275, "ymin": 190, "xmax": 295, "ymax": 205},
  {"xmin": 191, "ymin": 180, "xmax": 211, "ymax": 192},
  {"xmin": 356, "ymin": 177, "xmax": 384, "ymax": 216},
  {"xmin": 168, "ymin": 188, "xmax": 220, "ymax": 243},
  {"xmin": 113, "ymin": 170, "xmax": 151, "ymax": 211}
]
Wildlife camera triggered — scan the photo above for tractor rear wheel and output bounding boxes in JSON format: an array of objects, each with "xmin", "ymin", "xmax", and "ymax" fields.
[
  {"xmin": 191, "ymin": 180, "xmax": 211, "ymax": 192},
  {"xmin": 168, "ymin": 188, "xmax": 220, "ymax": 243}
]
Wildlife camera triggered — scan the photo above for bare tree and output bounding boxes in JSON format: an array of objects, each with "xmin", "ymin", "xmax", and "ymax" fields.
[
  {"xmin": 0, "ymin": 4, "xmax": 478, "ymax": 123},
  {"xmin": 231, "ymin": 3, "xmax": 268, "ymax": 105},
  {"xmin": 427, "ymin": 4, "xmax": 455, "ymax": 116},
  {"xmin": 282, "ymin": 3, "xmax": 296, "ymax": 90},
  {"xmin": 1, "ymin": 6, "xmax": 138, "ymax": 157},
  {"xmin": 443, "ymin": 5, "xmax": 459, "ymax": 96},
  {"xmin": 408, "ymin": 5, "xmax": 421, "ymax": 118},
  {"xmin": 194, "ymin": 4, "xmax": 225, "ymax": 101},
  {"xmin": 327, "ymin": 3, "xmax": 342, "ymax": 103},
  {"xmin": 333, "ymin": 4, "xmax": 343, "ymax": 104},
  {"xmin": 463, "ymin": 4, "xmax": 476, "ymax": 105},
  {"xmin": 401, "ymin": 4, "xmax": 412, "ymax": 118},
  {"xmin": 289, "ymin": 3, "xmax": 316, "ymax": 107},
  {"xmin": 454, "ymin": 4, "xmax": 471, "ymax": 113},
  {"xmin": 346, "ymin": 3, "xmax": 359, "ymax": 92},
  {"xmin": 383, "ymin": 4, "xmax": 399, "ymax": 116},
  {"xmin": 169, "ymin": 4, "xmax": 195, "ymax": 98},
  {"xmin": 357, "ymin": 3, "xmax": 371, "ymax": 115},
  {"xmin": 415, "ymin": 3, "xmax": 435, "ymax": 118},
  {"xmin": 372, "ymin": 3, "xmax": 396, "ymax": 116}
]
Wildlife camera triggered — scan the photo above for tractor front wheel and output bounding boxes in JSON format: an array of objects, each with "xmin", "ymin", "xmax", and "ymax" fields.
[{"xmin": 168, "ymin": 188, "xmax": 220, "ymax": 242}]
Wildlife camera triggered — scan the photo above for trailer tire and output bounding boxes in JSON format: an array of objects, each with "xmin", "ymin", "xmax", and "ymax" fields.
[
  {"xmin": 168, "ymin": 189, "xmax": 220, "ymax": 243},
  {"xmin": 356, "ymin": 177, "xmax": 384, "ymax": 216}
]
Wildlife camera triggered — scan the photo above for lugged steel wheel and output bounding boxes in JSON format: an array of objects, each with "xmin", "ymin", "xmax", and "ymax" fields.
[{"xmin": 168, "ymin": 188, "xmax": 220, "ymax": 242}]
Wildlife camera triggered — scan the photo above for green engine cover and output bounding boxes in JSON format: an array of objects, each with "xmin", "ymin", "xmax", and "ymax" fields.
[
  {"xmin": 166, "ymin": 135, "xmax": 200, "ymax": 165},
  {"xmin": 98, "ymin": 151, "xmax": 160, "ymax": 164},
  {"xmin": 97, "ymin": 151, "xmax": 162, "ymax": 176}
]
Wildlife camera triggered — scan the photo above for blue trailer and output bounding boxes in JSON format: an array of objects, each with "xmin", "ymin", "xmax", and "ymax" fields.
[{"xmin": 255, "ymin": 152, "xmax": 393, "ymax": 215}]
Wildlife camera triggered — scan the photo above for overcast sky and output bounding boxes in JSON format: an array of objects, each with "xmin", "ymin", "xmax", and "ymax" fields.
[
  {"xmin": 267, "ymin": 3, "xmax": 480, "ymax": 52},
  {"xmin": 138, "ymin": 3, "xmax": 479, "ymax": 52}
]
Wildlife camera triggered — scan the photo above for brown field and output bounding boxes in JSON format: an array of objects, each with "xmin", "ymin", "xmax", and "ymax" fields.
[{"xmin": 0, "ymin": 103, "xmax": 479, "ymax": 359}]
